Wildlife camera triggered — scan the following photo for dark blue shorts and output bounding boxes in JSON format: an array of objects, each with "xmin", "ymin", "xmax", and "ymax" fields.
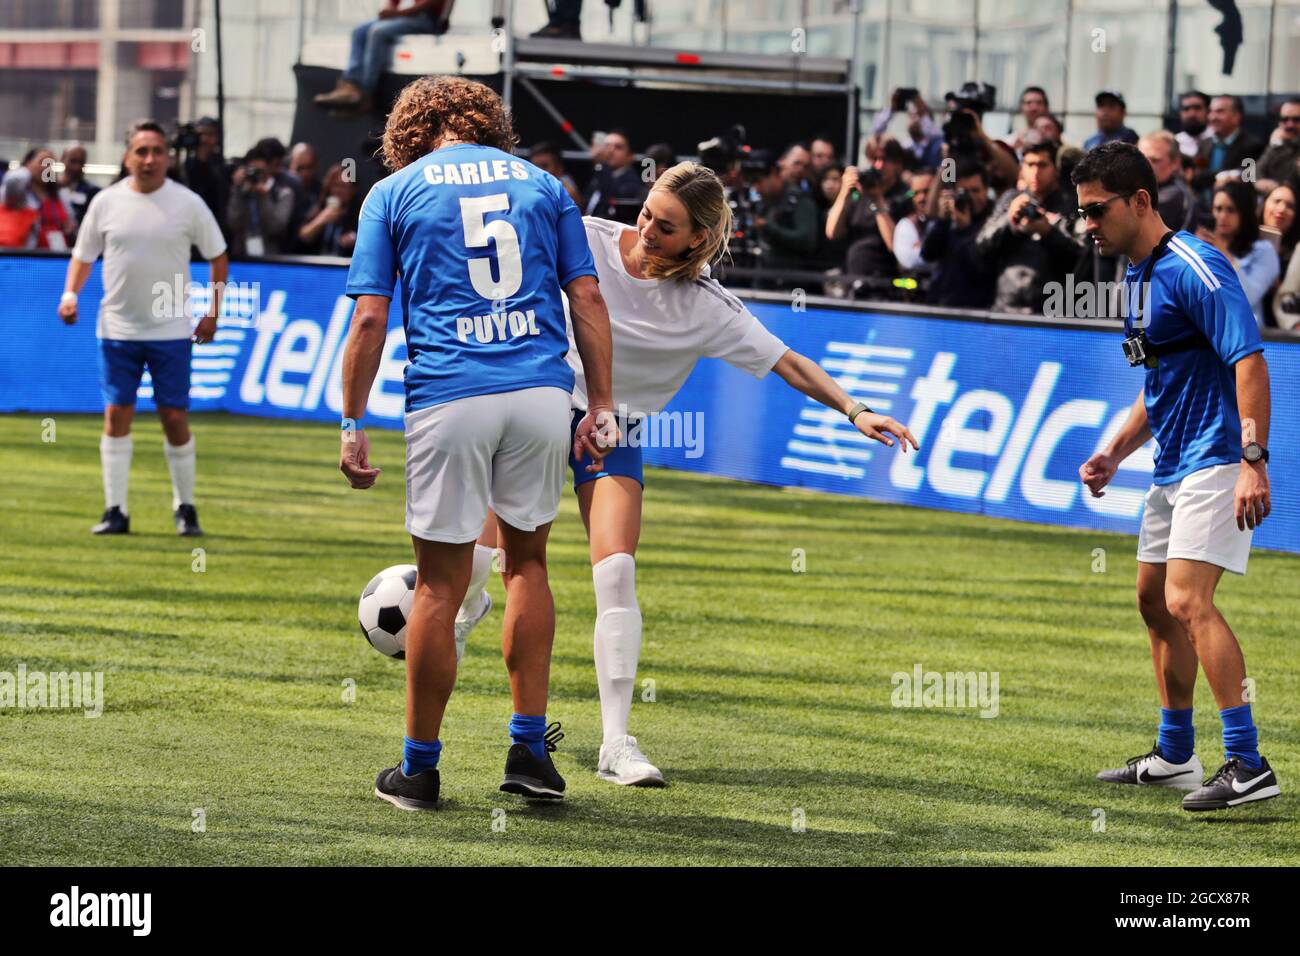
[
  {"xmin": 569, "ymin": 409, "xmax": 644, "ymax": 490},
  {"xmin": 98, "ymin": 338, "xmax": 192, "ymax": 409}
]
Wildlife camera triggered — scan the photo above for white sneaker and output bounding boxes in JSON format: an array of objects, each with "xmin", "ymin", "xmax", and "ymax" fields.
[
  {"xmin": 1097, "ymin": 741, "xmax": 1203, "ymax": 791},
  {"xmin": 453, "ymin": 591, "xmax": 491, "ymax": 662},
  {"xmin": 597, "ymin": 735, "xmax": 666, "ymax": 787}
]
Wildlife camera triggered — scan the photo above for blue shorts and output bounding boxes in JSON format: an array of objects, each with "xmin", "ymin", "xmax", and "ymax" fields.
[
  {"xmin": 98, "ymin": 338, "xmax": 192, "ymax": 409},
  {"xmin": 569, "ymin": 409, "xmax": 644, "ymax": 490}
]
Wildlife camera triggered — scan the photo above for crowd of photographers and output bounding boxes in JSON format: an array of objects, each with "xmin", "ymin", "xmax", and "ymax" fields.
[{"xmin": 4, "ymin": 84, "xmax": 1299, "ymax": 331}]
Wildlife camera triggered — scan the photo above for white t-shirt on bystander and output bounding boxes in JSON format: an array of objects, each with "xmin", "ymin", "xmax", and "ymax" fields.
[
  {"xmin": 566, "ymin": 217, "xmax": 789, "ymax": 418},
  {"xmin": 72, "ymin": 177, "xmax": 227, "ymax": 341}
]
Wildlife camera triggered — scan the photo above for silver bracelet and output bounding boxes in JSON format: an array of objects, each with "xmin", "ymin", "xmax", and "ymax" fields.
[{"xmin": 847, "ymin": 401, "xmax": 872, "ymax": 423}]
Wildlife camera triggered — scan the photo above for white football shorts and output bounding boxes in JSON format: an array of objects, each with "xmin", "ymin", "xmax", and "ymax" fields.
[
  {"xmin": 1136, "ymin": 462, "xmax": 1253, "ymax": 575},
  {"xmin": 404, "ymin": 386, "xmax": 571, "ymax": 543}
]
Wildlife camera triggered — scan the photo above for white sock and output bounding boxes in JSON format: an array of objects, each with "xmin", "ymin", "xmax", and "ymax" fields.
[
  {"xmin": 163, "ymin": 436, "xmax": 196, "ymax": 510},
  {"xmin": 100, "ymin": 434, "xmax": 133, "ymax": 513},
  {"xmin": 457, "ymin": 544, "xmax": 496, "ymax": 621},
  {"xmin": 592, "ymin": 552, "xmax": 641, "ymax": 746}
]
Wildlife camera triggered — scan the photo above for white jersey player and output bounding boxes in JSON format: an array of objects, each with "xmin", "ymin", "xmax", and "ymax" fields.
[{"xmin": 459, "ymin": 163, "xmax": 918, "ymax": 785}]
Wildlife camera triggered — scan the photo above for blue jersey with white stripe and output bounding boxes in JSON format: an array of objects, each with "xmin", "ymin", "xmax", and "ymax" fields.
[
  {"xmin": 346, "ymin": 143, "xmax": 597, "ymax": 412},
  {"xmin": 1124, "ymin": 231, "xmax": 1263, "ymax": 484}
]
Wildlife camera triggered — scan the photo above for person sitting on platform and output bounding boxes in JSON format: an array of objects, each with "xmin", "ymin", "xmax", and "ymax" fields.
[{"xmin": 315, "ymin": 1, "xmax": 452, "ymax": 112}]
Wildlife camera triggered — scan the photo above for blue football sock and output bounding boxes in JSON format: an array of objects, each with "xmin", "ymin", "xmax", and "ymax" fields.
[
  {"xmin": 1220, "ymin": 704, "xmax": 1260, "ymax": 769},
  {"xmin": 509, "ymin": 713, "xmax": 547, "ymax": 759},
  {"xmin": 402, "ymin": 736, "xmax": 442, "ymax": 776},
  {"xmin": 1157, "ymin": 707, "xmax": 1195, "ymax": 764}
]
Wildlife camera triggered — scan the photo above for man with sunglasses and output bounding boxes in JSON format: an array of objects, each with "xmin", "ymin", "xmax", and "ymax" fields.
[
  {"xmin": 1074, "ymin": 142, "xmax": 1278, "ymax": 812},
  {"xmin": 1257, "ymin": 98, "xmax": 1300, "ymax": 192}
]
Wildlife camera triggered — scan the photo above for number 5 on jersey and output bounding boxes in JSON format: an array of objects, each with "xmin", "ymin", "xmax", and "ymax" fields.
[{"xmin": 460, "ymin": 194, "xmax": 522, "ymax": 301}]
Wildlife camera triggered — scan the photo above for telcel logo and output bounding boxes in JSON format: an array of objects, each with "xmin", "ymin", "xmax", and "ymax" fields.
[
  {"xmin": 889, "ymin": 353, "xmax": 1153, "ymax": 516},
  {"xmin": 238, "ymin": 292, "xmax": 407, "ymax": 420}
]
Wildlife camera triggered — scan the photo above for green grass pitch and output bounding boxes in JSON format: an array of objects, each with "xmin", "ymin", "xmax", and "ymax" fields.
[{"xmin": 1, "ymin": 412, "xmax": 1296, "ymax": 865}]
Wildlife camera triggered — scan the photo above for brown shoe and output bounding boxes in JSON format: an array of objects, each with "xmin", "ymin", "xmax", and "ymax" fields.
[{"xmin": 314, "ymin": 80, "xmax": 364, "ymax": 107}]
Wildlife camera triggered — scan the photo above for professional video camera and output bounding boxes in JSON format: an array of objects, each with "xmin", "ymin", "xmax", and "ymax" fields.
[
  {"xmin": 172, "ymin": 122, "xmax": 202, "ymax": 152},
  {"xmin": 942, "ymin": 81, "xmax": 996, "ymax": 158}
]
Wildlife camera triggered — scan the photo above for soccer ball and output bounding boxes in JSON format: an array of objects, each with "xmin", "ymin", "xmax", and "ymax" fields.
[{"xmin": 358, "ymin": 564, "xmax": 417, "ymax": 659}]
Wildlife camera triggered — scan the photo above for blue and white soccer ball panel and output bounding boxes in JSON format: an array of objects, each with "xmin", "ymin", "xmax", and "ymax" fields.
[{"xmin": 358, "ymin": 564, "xmax": 417, "ymax": 659}]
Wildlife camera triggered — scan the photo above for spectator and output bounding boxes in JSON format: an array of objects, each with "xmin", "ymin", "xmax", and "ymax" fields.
[
  {"xmin": 584, "ymin": 129, "xmax": 645, "ymax": 224},
  {"xmin": 288, "ymin": 142, "xmax": 322, "ymax": 216},
  {"xmin": 225, "ymin": 146, "xmax": 295, "ymax": 258},
  {"xmin": 1175, "ymin": 90, "xmax": 1212, "ymax": 158},
  {"xmin": 890, "ymin": 167, "xmax": 935, "ymax": 273},
  {"xmin": 181, "ymin": 116, "xmax": 230, "ymax": 238},
  {"xmin": 527, "ymin": 141, "xmax": 582, "ymax": 204},
  {"xmin": 58, "ymin": 144, "xmax": 99, "ymax": 236},
  {"xmin": 1034, "ymin": 113, "xmax": 1066, "ymax": 149},
  {"xmin": 826, "ymin": 135, "xmax": 911, "ymax": 278},
  {"xmin": 1083, "ymin": 90, "xmax": 1138, "ymax": 151},
  {"xmin": 296, "ymin": 163, "xmax": 360, "ymax": 257},
  {"xmin": 1257, "ymin": 98, "xmax": 1300, "ymax": 189},
  {"xmin": 530, "ymin": 0, "xmax": 582, "ymax": 40},
  {"xmin": 921, "ymin": 158, "xmax": 995, "ymax": 308},
  {"xmin": 643, "ymin": 143, "xmax": 677, "ymax": 184},
  {"xmin": 1198, "ymin": 179, "xmax": 1279, "ymax": 328},
  {"xmin": 15, "ymin": 148, "xmax": 75, "ymax": 250},
  {"xmin": 754, "ymin": 145, "xmax": 820, "ymax": 271},
  {"xmin": 975, "ymin": 140, "xmax": 1084, "ymax": 313},
  {"xmin": 809, "ymin": 135, "xmax": 839, "ymax": 180},
  {"xmin": 814, "ymin": 164, "xmax": 848, "ymax": 269},
  {"xmin": 0, "ymin": 167, "xmax": 38, "ymax": 248},
  {"xmin": 1194, "ymin": 95, "xmax": 1264, "ymax": 195},
  {"xmin": 873, "ymin": 89, "xmax": 943, "ymax": 169},
  {"xmin": 1004, "ymin": 86, "xmax": 1051, "ymax": 153},
  {"xmin": 1261, "ymin": 183, "xmax": 1299, "ymax": 326},
  {"xmin": 314, "ymin": 1, "xmax": 450, "ymax": 111},
  {"xmin": 1138, "ymin": 130, "xmax": 1200, "ymax": 232}
]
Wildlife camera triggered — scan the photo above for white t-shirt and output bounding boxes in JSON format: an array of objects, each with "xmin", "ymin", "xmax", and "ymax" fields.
[
  {"xmin": 72, "ymin": 177, "xmax": 227, "ymax": 341},
  {"xmin": 566, "ymin": 217, "xmax": 789, "ymax": 418}
]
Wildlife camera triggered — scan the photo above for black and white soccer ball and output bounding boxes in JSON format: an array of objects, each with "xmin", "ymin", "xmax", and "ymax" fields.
[{"xmin": 358, "ymin": 564, "xmax": 417, "ymax": 659}]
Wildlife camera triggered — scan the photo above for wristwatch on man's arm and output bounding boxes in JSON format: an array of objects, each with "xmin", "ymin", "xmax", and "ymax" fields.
[{"xmin": 1242, "ymin": 442, "xmax": 1270, "ymax": 465}]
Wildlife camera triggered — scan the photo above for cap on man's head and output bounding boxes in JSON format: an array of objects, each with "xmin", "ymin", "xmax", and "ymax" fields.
[{"xmin": 1095, "ymin": 90, "xmax": 1126, "ymax": 109}]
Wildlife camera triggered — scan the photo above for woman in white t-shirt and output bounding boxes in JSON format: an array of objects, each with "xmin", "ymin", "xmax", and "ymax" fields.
[{"xmin": 459, "ymin": 163, "xmax": 917, "ymax": 785}]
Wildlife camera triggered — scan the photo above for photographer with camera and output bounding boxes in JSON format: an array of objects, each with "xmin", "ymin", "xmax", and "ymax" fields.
[
  {"xmin": 975, "ymin": 139, "xmax": 1084, "ymax": 313},
  {"xmin": 871, "ymin": 88, "xmax": 943, "ymax": 169},
  {"xmin": 826, "ymin": 135, "xmax": 910, "ymax": 281},
  {"xmin": 939, "ymin": 83, "xmax": 1021, "ymax": 195},
  {"xmin": 752, "ymin": 144, "xmax": 820, "ymax": 276},
  {"xmin": 920, "ymin": 158, "xmax": 995, "ymax": 308},
  {"xmin": 225, "ymin": 145, "xmax": 295, "ymax": 259},
  {"xmin": 179, "ymin": 117, "xmax": 229, "ymax": 239}
]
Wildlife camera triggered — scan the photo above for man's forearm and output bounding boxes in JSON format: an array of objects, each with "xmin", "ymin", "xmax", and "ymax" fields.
[
  {"xmin": 64, "ymin": 258, "xmax": 92, "ymax": 294},
  {"xmin": 1104, "ymin": 390, "xmax": 1152, "ymax": 461},
  {"xmin": 569, "ymin": 293, "xmax": 614, "ymax": 410},
  {"xmin": 341, "ymin": 295, "xmax": 390, "ymax": 421},
  {"xmin": 208, "ymin": 253, "xmax": 229, "ymax": 317},
  {"xmin": 1236, "ymin": 353, "xmax": 1271, "ymax": 447}
]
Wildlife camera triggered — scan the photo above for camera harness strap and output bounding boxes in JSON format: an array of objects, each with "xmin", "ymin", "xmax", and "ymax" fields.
[{"xmin": 1128, "ymin": 230, "xmax": 1214, "ymax": 365}]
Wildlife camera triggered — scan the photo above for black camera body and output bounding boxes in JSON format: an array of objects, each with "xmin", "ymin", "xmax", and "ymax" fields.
[
  {"xmin": 951, "ymin": 187, "xmax": 971, "ymax": 214},
  {"xmin": 172, "ymin": 122, "xmax": 201, "ymax": 152},
  {"xmin": 942, "ymin": 81, "xmax": 997, "ymax": 158},
  {"xmin": 858, "ymin": 167, "xmax": 881, "ymax": 191},
  {"xmin": 1017, "ymin": 195, "xmax": 1045, "ymax": 224}
]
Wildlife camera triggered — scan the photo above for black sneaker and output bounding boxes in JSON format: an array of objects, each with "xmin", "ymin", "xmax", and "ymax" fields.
[
  {"xmin": 1183, "ymin": 756, "xmax": 1280, "ymax": 812},
  {"xmin": 500, "ymin": 722, "xmax": 566, "ymax": 799},
  {"xmin": 374, "ymin": 764, "xmax": 440, "ymax": 811},
  {"xmin": 174, "ymin": 504, "xmax": 203, "ymax": 536},
  {"xmin": 91, "ymin": 506, "xmax": 130, "ymax": 535},
  {"xmin": 1096, "ymin": 740, "xmax": 1203, "ymax": 790}
]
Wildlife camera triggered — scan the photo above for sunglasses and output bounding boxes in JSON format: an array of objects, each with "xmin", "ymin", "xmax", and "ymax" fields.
[
  {"xmin": 1077, "ymin": 193, "xmax": 1131, "ymax": 221},
  {"xmin": 1281, "ymin": 116, "xmax": 1300, "ymax": 124}
]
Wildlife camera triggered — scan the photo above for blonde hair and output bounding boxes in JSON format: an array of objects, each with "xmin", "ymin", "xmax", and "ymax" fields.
[
  {"xmin": 640, "ymin": 162, "xmax": 733, "ymax": 282},
  {"xmin": 382, "ymin": 76, "xmax": 517, "ymax": 171}
]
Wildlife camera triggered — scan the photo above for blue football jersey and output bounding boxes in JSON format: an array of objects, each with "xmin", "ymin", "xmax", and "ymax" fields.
[
  {"xmin": 1123, "ymin": 231, "xmax": 1263, "ymax": 485},
  {"xmin": 346, "ymin": 143, "xmax": 598, "ymax": 412}
]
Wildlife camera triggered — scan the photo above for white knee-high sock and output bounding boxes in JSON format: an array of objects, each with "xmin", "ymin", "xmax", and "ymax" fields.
[
  {"xmin": 592, "ymin": 552, "xmax": 642, "ymax": 745},
  {"xmin": 163, "ymin": 437, "xmax": 196, "ymax": 509},
  {"xmin": 100, "ymin": 434, "xmax": 133, "ymax": 513},
  {"xmin": 457, "ymin": 544, "xmax": 496, "ymax": 621}
]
